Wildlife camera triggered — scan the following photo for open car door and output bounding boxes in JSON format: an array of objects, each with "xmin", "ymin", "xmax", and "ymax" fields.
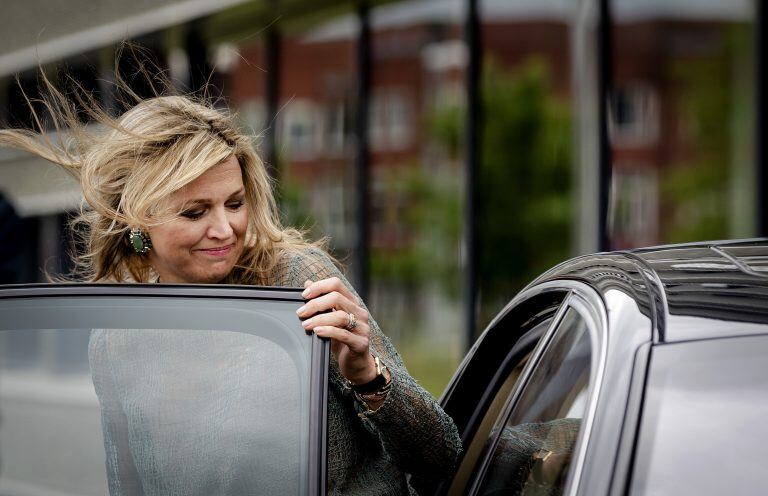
[{"xmin": 0, "ymin": 283, "xmax": 328, "ymax": 496}]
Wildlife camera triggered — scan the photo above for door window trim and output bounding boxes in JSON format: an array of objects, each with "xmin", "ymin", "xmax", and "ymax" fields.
[{"xmin": 466, "ymin": 280, "xmax": 608, "ymax": 496}]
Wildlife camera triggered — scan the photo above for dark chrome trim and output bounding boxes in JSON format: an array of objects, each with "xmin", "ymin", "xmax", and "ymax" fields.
[
  {"xmin": 0, "ymin": 283, "xmax": 304, "ymax": 302},
  {"xmin": 309, "ymin": 336, "xmax": 330, "ymax": 496}
]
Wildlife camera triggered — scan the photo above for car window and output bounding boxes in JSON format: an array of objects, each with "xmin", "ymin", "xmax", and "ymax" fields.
[
  {"xmin": 0, "ymin": 287, "xmax": 325, "ymax": 496},
  {"xmin": 447, "ymin": 316, "xmax": 553, "ymax": 496},
  {"xmin": 629, "ymin": 335, "xmax": 768, "ymax": 496},
  {"xmin": 477, "ymin": 307, "xmax": 591, "ymax": 496}
]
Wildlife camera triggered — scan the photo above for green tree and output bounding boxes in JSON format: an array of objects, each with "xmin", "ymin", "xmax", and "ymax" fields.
[
  {"xmin": 662, "ymin": 26, "xmax": 752, "ymax": 243},
  {"xmin": 429, "ymin": 57, "xmax": 572, "ymax": 326}
]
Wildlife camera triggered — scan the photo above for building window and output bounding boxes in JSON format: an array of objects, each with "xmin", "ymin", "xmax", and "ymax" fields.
[
  {"xmin": 609, "ymin": 83, "xmax": 659, "ymax": 147},
  {"xmin": 280, "ymin": 99, "xmax": 319, "ymax": 160},
  {"xmin": 370, "ymin": 88, "xmax": 413, "ymax": 152},
  {"xmin": 238, "ymin": 99, "xmax": 267, "ymax": 138},
  {"xmin": 609, "ymin": 166, "xmax": 659, "ymax": 248},
  {"xmin": 322, "ymin": 100, "xmax": 351, "ymax": 156}
]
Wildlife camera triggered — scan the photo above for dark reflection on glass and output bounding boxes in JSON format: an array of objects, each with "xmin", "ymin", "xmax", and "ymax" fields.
[
  {"xmin": 610, "ymin": 0, "xmax": 757, "ymax": 248},
  {"xmin": 631, "ymin": 336, "xmax": 768, "ymax": 495},
  {"xmin": 479, "ymin": 309, "xmax": 591, "ymax": 495}
]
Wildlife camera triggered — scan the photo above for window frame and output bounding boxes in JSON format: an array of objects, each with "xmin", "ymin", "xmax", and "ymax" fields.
[
  {"xmin": 464, "ymin": 280, "xmax": 608, "ymax": 496},
  {"xmin": 0, "ymin": 282, "xmax": 329, "ymax": 496},
  {"xmin": 415, "ymin": 287, "xmax": 568, "ymax": 496}
]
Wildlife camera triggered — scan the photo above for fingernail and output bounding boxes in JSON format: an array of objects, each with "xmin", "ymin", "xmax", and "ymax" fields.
[
  {"xmin": 296, "ymin": 305, "xmax": 306, "ymax": 315},
  {"xmin": 302, "ymin": 289, "xmax": 311, "ymax": 298},
  {"xmin": 302, "ymin": 319, "xmax": 312, "ymax": 328}
]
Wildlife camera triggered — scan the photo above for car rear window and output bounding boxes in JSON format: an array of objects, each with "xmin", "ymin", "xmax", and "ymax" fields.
[{"xmin": 630, "ymin": 335, "xmax": 768, "ymax": 495}]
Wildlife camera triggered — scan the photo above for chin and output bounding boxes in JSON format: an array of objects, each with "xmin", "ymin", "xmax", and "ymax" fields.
[
  {"xmin": 192, "ymin": 269, "xmax": 231, "ymax": 284},
  {"xmin": 200, "ymin": 263, "xmax": 236, "ymax": 284}
]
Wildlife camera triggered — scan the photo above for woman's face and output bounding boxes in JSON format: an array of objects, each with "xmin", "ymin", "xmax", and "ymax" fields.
[{"xmin": 147, "ymin": 155, "xmax": 248, "ymax": 283}]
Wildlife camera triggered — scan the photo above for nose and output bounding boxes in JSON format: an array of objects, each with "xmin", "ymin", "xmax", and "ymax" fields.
[{"xmin": 206, "ymin": 207, "xmax": 235, "ymax": 240}]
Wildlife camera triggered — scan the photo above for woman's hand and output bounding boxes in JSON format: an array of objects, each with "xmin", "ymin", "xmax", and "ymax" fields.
[{"xmin": 297, "ymin": 277, "xmax": 378, "ymax": 385}]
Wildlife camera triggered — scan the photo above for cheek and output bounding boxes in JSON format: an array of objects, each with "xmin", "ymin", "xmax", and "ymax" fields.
[
  {"xmin": 233, "ymin": 210, "xmax": 249, "ymax": 237},
  {"xmin": 150, "ymin": 223, "xmax": 202, "ymax": 253}
]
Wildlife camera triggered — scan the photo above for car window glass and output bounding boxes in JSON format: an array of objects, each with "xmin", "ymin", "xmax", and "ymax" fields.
[
  {"xmin": 448, "ymin": 316, "xmax": 554, "ymax": 496},
  {"xmin": 0, "ymin": 293, "xmax": 315, "ymax": 496},
  {"xmin": 630, "ymin": 336, "xmax": 768, "ymax": 496},
  {"xmin": 478, "ymin": 308, "xmax": 591, "ymax": 496}
]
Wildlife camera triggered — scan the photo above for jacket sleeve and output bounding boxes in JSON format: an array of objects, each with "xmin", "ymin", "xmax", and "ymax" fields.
[{"xmin": 281, "ymin": 247, "xmax": 463, "ymax": 479}]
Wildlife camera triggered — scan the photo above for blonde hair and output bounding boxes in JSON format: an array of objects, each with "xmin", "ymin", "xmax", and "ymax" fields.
[{"xmin": 0, "ymin": 67, "xmax": 322, "ymax": 284}]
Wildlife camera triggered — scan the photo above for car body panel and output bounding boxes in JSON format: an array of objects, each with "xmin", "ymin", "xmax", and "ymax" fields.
[
  {"xmin": 440, "ymin": 239, "xmax": 768, "ymax": 496},
  {"xmin": 629, "ymin": 335, "xmax": 768, "ymax": 495}
]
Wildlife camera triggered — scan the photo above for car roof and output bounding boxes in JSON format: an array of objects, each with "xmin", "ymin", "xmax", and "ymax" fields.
[{"xmin": 532, "ymin": 238, "xmax": 768, "ymax": 343}]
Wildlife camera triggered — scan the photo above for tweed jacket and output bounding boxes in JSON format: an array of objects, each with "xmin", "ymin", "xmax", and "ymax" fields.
[
  {"xmin": 89, "ymin": 247, "xmax": 462, "ymax": 495},
  {"xmin": 271, "ymin": 247, "xmax": 462, "ymax": 495}
]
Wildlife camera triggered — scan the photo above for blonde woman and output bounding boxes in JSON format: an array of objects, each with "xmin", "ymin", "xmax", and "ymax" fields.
[{"xmin": 0, "ymin": 82, "xmax": 461, "ymax": 494}]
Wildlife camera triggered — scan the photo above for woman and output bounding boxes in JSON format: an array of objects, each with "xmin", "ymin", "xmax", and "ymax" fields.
[{"xmin": 0, "ymin": 82, "xmax": 461, "ymax": 494}]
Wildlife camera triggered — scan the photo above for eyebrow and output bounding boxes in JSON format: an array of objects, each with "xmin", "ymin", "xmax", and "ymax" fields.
[{"xmin": 183, "ymin": 188, "xmax": 245, "ymax": 207}]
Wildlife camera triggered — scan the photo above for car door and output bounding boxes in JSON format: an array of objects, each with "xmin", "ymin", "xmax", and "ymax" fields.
[
  {"xmin": 0, "ymin": 283, "xmax": 328, "ymax": 496},
  {"xmin": 422, "ymin": 281, "xmax": 607, "ymax": 496}
]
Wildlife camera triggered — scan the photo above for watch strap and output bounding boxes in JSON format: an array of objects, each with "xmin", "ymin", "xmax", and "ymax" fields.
[{"xmin": 350, "ymin": 356, "xmax": 389, "ymax": 394}]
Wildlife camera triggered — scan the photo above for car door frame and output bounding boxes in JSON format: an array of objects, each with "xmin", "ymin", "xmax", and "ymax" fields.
[
  {"xmin": 460, "ymin": 280, "xmax": 609, "ymax": 496},
  {"xmin": 0, "ymin": 282, "xmax": 330, "ymax": 496}
]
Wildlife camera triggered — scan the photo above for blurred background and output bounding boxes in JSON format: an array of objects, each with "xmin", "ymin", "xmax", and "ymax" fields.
[{"xmin": 0, "ymin": 0, "xmax": 765, "ymax": 395}]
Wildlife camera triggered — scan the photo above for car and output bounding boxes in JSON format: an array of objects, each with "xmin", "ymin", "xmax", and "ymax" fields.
[
  {"xmin": 419, "ymin": 238, "xmax": 768, "ymax": 496},
  {"xmin": 0, "ymin": 239, "xmax": 767, "ymax": 495}
]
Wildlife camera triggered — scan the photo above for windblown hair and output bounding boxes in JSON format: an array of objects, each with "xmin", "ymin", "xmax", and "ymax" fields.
[{"xmin": 0, "ymin": 60, "xmax": 322, "ymax": 284}]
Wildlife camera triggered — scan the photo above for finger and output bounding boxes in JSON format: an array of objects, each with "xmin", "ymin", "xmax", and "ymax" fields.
[
  {"xmin": 297, "ymin": 291, "xmax": 355, "ymax": 318},
  {"xmin": 313, "ymin": 326, "xmax": 369, "ymax": 354},
  {"xmin": 304, "ymin": 279, "xmax": 313, "ymax": 288},
  {"xmin": 302, "ymin": 276, "xmax": 356, "ymax": 304},
  {"xmin": 302, "ymin": 310, "xmax": 370, "ymax": 335}
]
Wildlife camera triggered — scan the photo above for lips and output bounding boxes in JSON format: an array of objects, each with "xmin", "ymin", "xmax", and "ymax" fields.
[{"xmin": 195, "ymin": 244, "xmax": 235, "ymax": 257}]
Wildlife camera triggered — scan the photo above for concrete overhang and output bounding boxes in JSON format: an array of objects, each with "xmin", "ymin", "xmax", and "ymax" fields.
[
  {"xmin": 0, "ymin": 147, "xmax": 81, "ymax": 217},
  {"xmin": 0, "ymin": 0, "xmax": 253, "ymax": 77}
]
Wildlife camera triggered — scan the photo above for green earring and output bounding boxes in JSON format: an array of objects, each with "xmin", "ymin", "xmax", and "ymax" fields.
[{"xmin": 129, "ymin": 228, "xmax": 152, "ymax": 254}]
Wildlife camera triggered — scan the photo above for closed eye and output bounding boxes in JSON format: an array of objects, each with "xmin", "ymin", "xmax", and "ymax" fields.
[
  {"xmin": 180, "ymin": 209, "xmax": 205, "ymax": 220},
  {"xmin": 227, "ymin": 200, "xmax": 244, "ymax": 211}
]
